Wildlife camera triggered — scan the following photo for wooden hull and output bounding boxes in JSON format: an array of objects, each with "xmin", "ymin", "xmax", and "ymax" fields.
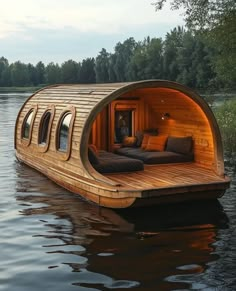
[{"xmin": 16, "ymin": 151, "xmax": 230, "ymax": 208}]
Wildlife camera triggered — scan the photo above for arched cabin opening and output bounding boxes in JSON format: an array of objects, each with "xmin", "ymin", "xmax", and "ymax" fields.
[{"xmin": 88, "ymin": 86, "xmax": 223, "ymax": 178}]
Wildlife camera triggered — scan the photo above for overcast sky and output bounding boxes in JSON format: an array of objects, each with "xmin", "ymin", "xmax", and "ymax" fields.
[{"xmin": 0, "ymin": 0, "xmax": 184, "ymax": 65}]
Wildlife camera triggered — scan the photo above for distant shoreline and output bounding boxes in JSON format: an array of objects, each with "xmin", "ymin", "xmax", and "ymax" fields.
[
  {"xmin": 0, "ymin": 86, "xmax": 235, "ymax": 99},
  {"xmin": 0, "ymin": 86, "xmax": 43, "ymax": 93}
]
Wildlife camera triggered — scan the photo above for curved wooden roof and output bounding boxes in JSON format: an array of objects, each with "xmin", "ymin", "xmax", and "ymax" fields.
[{"xmin": 15, "ymin": 80, "xmax": 224, "ymax": 186}]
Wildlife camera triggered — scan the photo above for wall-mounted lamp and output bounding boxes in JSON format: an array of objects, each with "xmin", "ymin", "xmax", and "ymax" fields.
[{"xmin": 162, "ymin": 113, "xmax": 170, "ymax": 120}]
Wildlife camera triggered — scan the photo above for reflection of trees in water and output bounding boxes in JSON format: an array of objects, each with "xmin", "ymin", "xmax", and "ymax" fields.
[
  {"xmin": 15, "ymin": 162, "xmax": 229, "ymax": 290},
  {"xmin": 59, "ymin": 113, "xmax": 72, "ymax": 150},
  {"xmin": 59, "ymin": 130, "xmax": 68, "ymax": 150},
  {"xmin": 23, "ymin": 111, "xmax": 33, "ymax": 138}
]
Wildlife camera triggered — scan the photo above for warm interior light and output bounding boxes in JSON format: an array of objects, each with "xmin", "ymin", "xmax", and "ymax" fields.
[{"xmin": 162, "ymin": 113, "xmax": 170, "ymax": 120}]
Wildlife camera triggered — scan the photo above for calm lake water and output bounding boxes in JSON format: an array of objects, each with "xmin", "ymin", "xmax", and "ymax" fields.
[{"xmin": 0, "ymin": 93, "xmax": 236, "ymax": 291}]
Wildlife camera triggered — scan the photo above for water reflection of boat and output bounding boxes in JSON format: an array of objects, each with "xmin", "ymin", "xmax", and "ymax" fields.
[
  {"xmin": 84, "ymin": 202, "xmax": 228, "ymax": 290},
  {"xmin": 118, "ymin": 200, "xmax": 228, "ymax": 232},
  {"xmin": 15, "ymin": 80, "xmax": 230, "ymax": 208},
  {"xmin": 16, "ymin": 163, "xmax": 228, "ymax": 232},
  {"xmin": 16, "ymin": 163, "xmax": 229, "ymax": 289}
]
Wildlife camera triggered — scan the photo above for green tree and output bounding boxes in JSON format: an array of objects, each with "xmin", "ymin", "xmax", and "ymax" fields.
[
  {"xmin": 113, "ymin": 37, "xmax": 137, "ymax": 81},
  {"xmin": 45, "ymin": 62, "xmax": 62, "ymax": 84},
  {"xmin": 127, "ymin": 41, "xmax": 147, "ymax": 80},
  {"xmin": 191, "ymin": 36, "xmax": 216, "ymax": 89},
  {"xmin": 10, "ymin": 61, "xmax": 30, "ymax": 86},
  {"xmin": 27, "ymin": 64, "xmax": 38, "ymax": 86},
  {"xmin": 153, "ymin": 0, "xmax": 235, "ymax": 29},
  {"xmin": 153, "ymin": 0, "xmax": 236, "ymax": 87},
  {"xmin": 163, "ymin": 27, "xmax": 184, "ymax": 81},
  {"xmin": 176, "ymin": 32, "xmax": 197, "ymax": 87},
  {"xmin": 61, "ymin": 59, "xmax": 80, "ymax": 83},
  {"xmin": 128, "ymin": 37, "xmax": 163, "ymax": 80},
  {"xmin": 80, "ymin": 58, "xmax": 96, "ymax": 83},
  {"xmin": 144, "ymin": 37, "xmax": 163, "ymax": 79},
  {"xmin": 209, "ymin": 11, "xmax": 236, "ymax": 87},
  {"xmin": 215, "ymin": 99, "xmax": 236, "ymax": 154},
  {"xmin": 1, "ymin": 66, "xmax": 11, "ymax": 86},
  {"xmin": 0, "ymin": 57, "xmax": 9, "ymax": 86},
  {"xmin": 108, "ymin": 54, "xmax": 117, "ymax": 82},
  {"xmin": 95, "ymin": 48, "xmax": 110, "ymax": 83},
  {"xmin": 35, "ymin": 61, "xmax": 46, "ymax": 85}
]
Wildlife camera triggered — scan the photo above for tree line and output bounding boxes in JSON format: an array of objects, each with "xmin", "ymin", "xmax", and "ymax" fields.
[
  {"xmin": 0, "ymin": 26, "xmax": 234, "ymax": 90},
  {"xmin": 154, "ymin": 0, "xmax": 236, "ymax": 90}
]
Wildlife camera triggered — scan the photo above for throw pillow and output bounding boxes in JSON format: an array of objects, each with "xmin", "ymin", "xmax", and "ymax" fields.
[
  {"xmin": 122, "ymin": 136, "xmax": 137, "ymax": 147},
  {"xmin": 135, "ymin": 130, "xmax": 144, "ymax": 147},
  {"xmin": 166, "ymin": 136, "xmax": 193, "ymax": 155},
  {"xmin": 145, "ymin": 135, "xmax": 168, "ymax": 151},
  {"xmin": 89, "ymin": 144, "xmax": 98, "ymax": 155},
  {"xmin": 141, "ymin": 134, "xmax": 150, "ymax": 149}
]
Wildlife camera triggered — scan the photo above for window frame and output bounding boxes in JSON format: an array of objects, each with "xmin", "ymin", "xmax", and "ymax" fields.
[
  {"xmin": 114, "ymin": 110, "xmax": 133, "ymax": 144},
  {"xmin": 37, "ymin": 105, "xmax": 55, "ymax": 153},
  {"xmin": 109, "ymin": 100, "xmax": 139, "ymax": 151},
  {"xmin": 21, "ymin": 105, "xmax": 38, "ymax": 147},
  {"xmin": 55, "ymin": 106, "xmax": 76, "ymax": 161}
]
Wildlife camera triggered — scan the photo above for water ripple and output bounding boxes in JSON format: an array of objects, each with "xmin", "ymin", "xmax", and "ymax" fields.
[{"xmin": 0, "ymin": 93, "xmax": 236, "ymax": 290}]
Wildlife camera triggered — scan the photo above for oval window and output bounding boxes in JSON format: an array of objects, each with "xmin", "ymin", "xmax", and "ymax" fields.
[
  {"xmin": 22, "ymin": 110, "xmax": 33, "ymax": 139},
  {"xmin": 38, "ymin": 111, "xmax": 51, "ymax": 145},
  {"xmin": 58, "ymin": 113, "xmax": 72, "ymax": 151}
]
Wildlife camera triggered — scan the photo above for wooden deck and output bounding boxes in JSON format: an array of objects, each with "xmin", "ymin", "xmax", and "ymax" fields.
[{"xmin": 104, "ymin": 163, "xmax": 229, "ymax": 191}]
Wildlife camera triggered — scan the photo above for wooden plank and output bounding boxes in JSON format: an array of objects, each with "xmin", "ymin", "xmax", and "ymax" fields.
[{"xmin": 104, "ymin": 163, "xmax": 227, "ymax": 191}]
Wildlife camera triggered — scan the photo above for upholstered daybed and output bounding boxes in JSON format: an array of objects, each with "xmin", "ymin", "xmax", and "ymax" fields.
[
  {"xmin": 115, "ymin": 136, "xmax": 194, "ymax": 164},
  {"xmin": 88, "ymin": 148, "xmax": 144, "ymax": 173}
]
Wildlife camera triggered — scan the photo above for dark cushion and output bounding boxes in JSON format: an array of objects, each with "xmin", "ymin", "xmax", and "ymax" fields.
[
  {"xmin": 116, "ymin": 147, "xmax": 194, "ymax": 164},
  {"xmin": 116, "ymin": 147, "xmax": 143, "ymax": 157},
  {"xmin": 135, "ymin": 131, "xmax": 144, "ymax": 147},
  {"xmin": 134, "ymin": 128, "xmax": 158, "ymax": 147},
  {"xmin": 141, "ymin": 151, "xmax": 194, "ymax": 164},
  {"xmin": 166, "ymin": 136, "xmax": 193, "ymax": 155},
  {"xmin": 88, "ymin": 146, "xmax": 99, "ymax": 165},
  {"xmin": 93, "ymin": 150, "xmax": 144, "ymax": 173}
]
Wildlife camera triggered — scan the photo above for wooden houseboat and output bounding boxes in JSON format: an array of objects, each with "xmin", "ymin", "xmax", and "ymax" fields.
[{"xmin": 15, "ymin": 80, "xmax": 230, "ymax": 208}]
